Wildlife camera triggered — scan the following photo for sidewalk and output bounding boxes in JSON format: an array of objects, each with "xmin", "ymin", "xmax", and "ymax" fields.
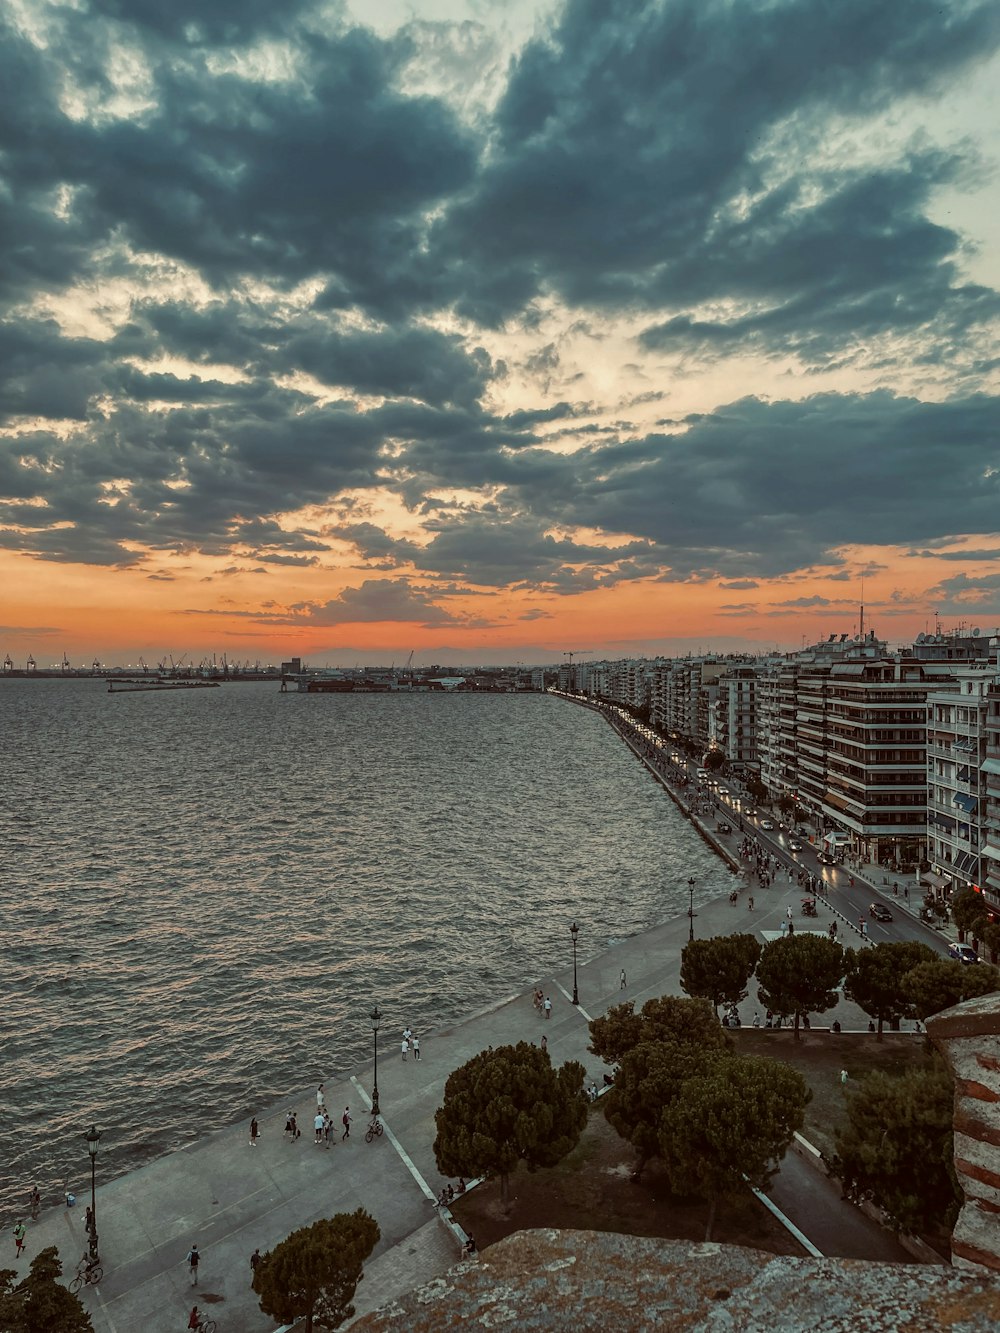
[{"xmin": 8, "ymin": 737, "xmax": 918, "ymax": 1330}]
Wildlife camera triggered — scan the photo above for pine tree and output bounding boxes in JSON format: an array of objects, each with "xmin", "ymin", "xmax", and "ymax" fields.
[
  {"xmin": 252, "ymin": 1211, "xmax": 380, "ymax": 1333},
  {"xmin": 680, "ymin": 934, "xmax": 761, "ymax": 1017},
  {"xmin": 755, "ymin": 934, "xmax": 846, "ymax": 1037},
  {"xmin": 588, "ymin": 994, "xmax": 729, "ymax": 1067},
  {"xmin": 0, "ymin": 1247, "xmax": 93, "ymax": 1333},
  {"xmin": 843, "ymin": 940, "xmax": 936, "ymax": 1038},
  {"xmin": 902, "ymin": 958, "xmax": 1000, "ymax": 1020}
]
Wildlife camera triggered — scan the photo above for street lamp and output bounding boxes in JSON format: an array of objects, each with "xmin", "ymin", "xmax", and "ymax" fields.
[
  {"xmin": 369, "ymin": 1004, "xmax": 381, "ymax": 1117},
  {"xmin": 570, "ymin": 922, "xmax": 580, "ymax": 1006},
  {"xmin": 85, "ymin": 1124, "xmax": 101, "ymax": 1261},
  {"xmin": 687, "ymin": 878, "xmax": 696, "ymax": 943}
]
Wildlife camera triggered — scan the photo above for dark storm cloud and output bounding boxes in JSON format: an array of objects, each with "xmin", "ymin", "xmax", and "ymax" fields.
[
  {"xmin": 432, "ymin": 0, "xmax": 1000, "ymax": 358},
  {"xmin": 288, "ymin": 579, "xmax": 462, "ymax": 626}
]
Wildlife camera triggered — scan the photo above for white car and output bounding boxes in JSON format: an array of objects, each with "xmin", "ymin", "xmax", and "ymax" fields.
[{"xmin": 760, "ymin": 819, "xmax": 775, "ymax": 831}]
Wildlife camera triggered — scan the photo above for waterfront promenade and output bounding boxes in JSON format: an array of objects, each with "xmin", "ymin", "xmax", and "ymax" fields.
[{"xmin": 7, "ymin": 720, "xmax": 924, "ymax": 1331}]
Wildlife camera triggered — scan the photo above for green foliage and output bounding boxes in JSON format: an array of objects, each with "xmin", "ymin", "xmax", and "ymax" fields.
[
  {"xmin": 604, "ymin": 1041, "xmax": 728, "ymax": 1178},
  {"xmin": 704, "ymin": 751, "xmax": 726, "ymax": 772},
  {"xmin": 252, "ymin": 1211, "xmax": 380, "ymax": 1333},
  {"xmin": 829, "ymin": 1061, "xmax": 959, "ymax": 1236},
  {"xmin": 0, "ymin": 1247, "xmax": 93, "ymax": 1333},
  {"xmin": 588, "ymin": 995, "xmax": 728, "ymax": 1068},
  {"xmin": 756, "ymin": 934, "xmax": 846, "ymax": 1037},
  {"xmin": 843, "ymin": 941, "xmax": 937, "ymax": 1037},
  {"xmin": 950, "ymin": 887, "xmax": 991, "ymax": 938},
  {"xmin": 680, "ymin": 934, "xmax": 761, "ymax": 1016},
  {"xmin": 776, "ymin": 794, "xmax": 796, "ymax": 815},
  {"xmin": 981, "ymin": 920, "xmax": 1000, "ymax": 964},
  {"xmin": 745, "ymin": 776, "xmax": 768, "ymax": 803},
  {"xmin": 658, "ymin": 1055, "xmax": 809, "ymax": 1239},
  {"xmin": 902, "ymin": 959, "xmax": 1000, "ymax": 1020},
  {"xmin": 433, "ymin": 1042, "xmax": 587, "ymax": 1205}
]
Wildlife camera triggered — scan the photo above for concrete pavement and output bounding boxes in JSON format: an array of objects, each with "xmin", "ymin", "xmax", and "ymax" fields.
[{"xmin": 8, "ymin": 718, "xmax": 932, "ymax": 1331}]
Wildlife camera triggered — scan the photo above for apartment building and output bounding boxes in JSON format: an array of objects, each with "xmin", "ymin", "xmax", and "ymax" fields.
[
  {"xmin": 980, "ymin": 657, "xmax": 1000, "ymax": 912},
  {"xmin": 926, "ymin": 663, "xmax": 994, "ymax": 900}
]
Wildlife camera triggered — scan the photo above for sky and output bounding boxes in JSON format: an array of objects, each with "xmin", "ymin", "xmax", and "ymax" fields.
[{"xmin": 2, "ymin": 0, "xmax": 1000, "ymax": 669}]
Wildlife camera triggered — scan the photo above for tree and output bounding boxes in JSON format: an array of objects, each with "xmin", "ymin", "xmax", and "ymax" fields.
[
  {"xmin": 680, "ymin": 934, "xmax": 761, "ymax": 1017},
  {"xmin": 981, "ymin": 920, "xmax": 1000, "ymax": 965},
  {"xmin": 950, "ymin": 887, "xmax": 991, "ymax": 943},
  {"xmin": 0, "ymin": 1248, "xmax": 93, "ymax": 1333},
  {"xmin": 433, "ymin": 1042, "xmax": 587, "ymax": 1207},
  {"xmin": 755, "ymin": 934, "xmax": 846, "ymax": 1038},
  {"xmin": 253, "ymin": 1211, "xmax": 379, "ymax": 1333},
  {"xmin": 603, "ymin": 1040, "xmax": 727, "ymax": 1180},
  {"xmin": 843, "ymin": 940, "xmax": 936, "ymax": 1038},
  {"xmin": 902, "ymin": 959, "xmax": 1000, "ymax": 1020},
  {"xmin": 658, "ymin": 1055, "xmax": 809, "ymax": 1240},
  {"xmin": 589, "ymin": 995, "xmax": 729, "ymax": 1068},
  {"xmin": 704, "ymin": 751, "xmax": 725, "ymax": 772},
  {"xmin": 746, "ymin": 775, "xmax": 768, "ymax": 804},
  {"xmin": 828, "ymin": 1062, "xmax": 959, "ymax": 1236}
]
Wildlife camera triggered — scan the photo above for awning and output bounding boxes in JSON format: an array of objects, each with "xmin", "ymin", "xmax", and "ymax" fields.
[
  {"xmin": 922, "ymin": 869, "xmax": 953, "ymax": 890},
  {"xmin": 952, "ymin": 792, "xmax": 978, "ymax": 815},
  {"xmin": 954, "ymin": 850, "xmax": 979, "ymax": 876},
  {"xmin": 982, "ymin": 756, "xmax": 1000, "ymax": 776}
]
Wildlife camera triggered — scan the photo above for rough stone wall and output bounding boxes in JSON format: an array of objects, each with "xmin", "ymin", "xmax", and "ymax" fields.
[{"xmin": 928, "ymin": 990, "xmax": 1000, "ymax": 1274}]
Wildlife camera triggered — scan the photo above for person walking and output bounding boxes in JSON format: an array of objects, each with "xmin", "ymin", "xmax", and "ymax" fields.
[
  {"xmin": 186, "ymin": 1243, "xmax": 200, "ymax": 1285},
  {"xmin": 28, "ymin": 1187, "xmax": 40, "ymax": 1220},
  {"xmin": 786, "ymin": 905, "xmax": 793, "ymax": 921},
  {"xmin": 412, "ymin": 1035, "xmax": 420, "ymax": 1061},
  {"xmin": 341, "ymin": 1107, "xmax": 352, "ymax": 1140},
  {"xmin": 543, "ymin": 996, "xmax": 552, "ymax": 1019},
  {"xmin": 13, "ymin": 1221, "xmax": 26, "ymax": 1258},
  {"xmin": 540, "ymin": 1033, "xmax": 547, "ymax": 1052},
  {"xmin": 748, "ymin": 896, "xmax": 754, "ymax": 910},
  {"xmin": 323, "ymin": 1112, "xmax": 333, "ymax": 1147},
  {"xmin": 314, "ymin": 1111, "xmax": 325, "ymax": 1143},
  {"xmin": 249, "ymin": 1117, "xmax": 259, "ymax": 1148},
  {"xmin": 620, "ymin": 969, "xmax": 627, "ymax": 989},
  {"xmin": 401, "ymin": 1036, "xmax": 409, "ymax": 1060},
  {"xmin": 250, "ymin": 1248, "xmax": 262, "ymax": 1287}
]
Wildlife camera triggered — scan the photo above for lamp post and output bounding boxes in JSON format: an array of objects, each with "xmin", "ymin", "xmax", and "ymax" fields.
[
  {"xmin": 570, "ymin": 922, "xmax": 580, "ymax": 1006},
  {"xmin": 85, "ymin": 1124, "xmax": 101, "ymax": 1261},
  {"xmin": 370, "ymin": 1004, "xmax": 381, "ymax": 1117},
  {"xmin": 687, "ymin": 878, "xmax": 696, "ymax": 943}
]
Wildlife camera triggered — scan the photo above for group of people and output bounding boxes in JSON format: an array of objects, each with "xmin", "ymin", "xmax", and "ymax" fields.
[
  {"xmin": 532, "ymin": 989, "xmax": 553, "ymax": 1018},
  {"xmin": 435, "ymin": 1179, "xmax": 467, "ymax": 1206},
  {"xmin": 402, "ymin": 1026, "xmax": 421, "ymax": 1060}
]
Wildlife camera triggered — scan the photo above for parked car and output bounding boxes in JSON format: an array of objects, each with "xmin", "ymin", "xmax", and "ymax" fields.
[
  {"xmin": 760, "ymin": 819, "xmax": 775, "ymax": 831},
  {"xmin": 949, "ymin": 942, "xmax": 980, "ymax": 965},
  {"xmin": 869, "ymin": 903, "xmax": 893, "ymax": 922}
]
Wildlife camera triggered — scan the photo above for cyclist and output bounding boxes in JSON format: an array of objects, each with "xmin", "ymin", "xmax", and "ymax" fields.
[
  {"xmin": 188, "ymin": 1307, "xmax": 202, "ymax": 1331},
  {"xmin": 76, "ymin": 1253, "xmax": 100, "ymax": 1281}
]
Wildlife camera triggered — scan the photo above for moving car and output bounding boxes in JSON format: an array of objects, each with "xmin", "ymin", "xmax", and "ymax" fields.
[
  {"xmin": 949, "ymin": 942, "xmax": 980, "ymax": 965},
  {"xmin": 869, "ymin": 903, "xmax": 893, "ymax": 922},
  {"xmin": 788, "ymin": 839, "xmax": 802, "ymax": 852},
  {"xmin": 760, "ymin": 819, "xmax": 775, "ymax": 831}
]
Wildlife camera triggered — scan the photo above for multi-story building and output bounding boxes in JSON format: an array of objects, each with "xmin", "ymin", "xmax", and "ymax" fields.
[
  {"xmin": 979, "ymin": 648, "xmax": 1000, "ymax": 912},
  {"xmin": 926, "ymin": 663, "xmax": 994, "ymax": 901}
]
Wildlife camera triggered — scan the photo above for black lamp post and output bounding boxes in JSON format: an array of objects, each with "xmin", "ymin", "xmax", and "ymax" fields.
[
  {"xmin": 85, "ymin": 1124, "xmax": 101, "ymax": 1260},
  {"xmin": 687, "ymin": 878, "xmax": 696, "ymax": 943},
  {"xmin": 570, "ymin": 921, "xmax": 580, "ymax": 1006},
  {"xmin": 370, "ymin": 1004, "xmax": 381, "ymax": 1117}
]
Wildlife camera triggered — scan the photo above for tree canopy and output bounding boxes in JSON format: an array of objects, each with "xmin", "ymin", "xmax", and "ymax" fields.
[
  {"xmin": 755, "ymin": 934, "xmax": 846, "ymax": 1037},
  {"xmin": 433, "ymin": 1042, "xmax": 587, "ymax": 1205},
  {"xmin": 252, "ymin": 1211, "xmax": 380, "ymax": 1333},
  {"xmin": 589, "ymin": 995, "xmax": 728, "ymax": 1068},
  {"xmin": 949, "ymin": 887, "xmax": 991, "ymax": 940},
  {"xmin": 0, "ymin": 1248, "xmax": 93, "ymax": 1333},
  {"xmin": 829, "ymin": 1061, "xmax": 959, "ymax": 1237},
  {"xmin": 843, "ymin": 940, "xmax": 936, "ymax": 1038},
  {"xmin": 902, "ymin": 958, "xmax": 1000, "ymax": 1020},
  {"xmin": 680, "ymin": 934, "xmax": 761, "ymax": 1017},
  {"xmin": 658, "ymin": 1055, "xmax": 809, "ymax": 1239}
]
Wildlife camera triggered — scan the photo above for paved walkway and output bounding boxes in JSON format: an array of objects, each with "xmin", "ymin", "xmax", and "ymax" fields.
[{"xmin": 8, "ymin": 716, "xmax": 928, "ymax": 1331}]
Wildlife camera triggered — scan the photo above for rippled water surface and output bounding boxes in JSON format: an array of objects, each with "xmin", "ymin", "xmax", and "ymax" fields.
[{"xmin": 0, "ymin": 680, "xmax": 727, "ymax": 1221}]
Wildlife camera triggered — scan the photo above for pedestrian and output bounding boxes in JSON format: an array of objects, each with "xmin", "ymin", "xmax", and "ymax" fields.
[
  {"xmin": 620, "ymin": 968, "xmax": 627, "ymax": 989},
  {"xmin": 85, "ymin": 1205, "xmax": 95, "ymax": 1235},
  {"xmin": 462, "ymin": 1235, "xmax": 477, "ymax": 1257},
  {"xmin": 412, "ymin": 1035, "xmax": 420, "ymax": 1061},
  {"xmin": 186, "ymin": 1243, "xmax": 200, "ymax": 1285},
  {"xmin": 250, "ymin": 1248, "xmax": 261, "ymax": 1287},
  {"xmin": 458, "ymin": 1178, "xmax": 466, "ymax": 1193},
  {"xmin": 780, "ymin": 920, "xmax": 788, "ymax": 936},
  {"xmin": 788, "ymin": 920, "xmax": 794, "ymax": 934},
  {"xmin": 540, "ymin": 1033, "xmax": 547, "ymax": 1052},
  {"xmin": 13, "ymin": 1221, "xmax": 26, "ymax": 1258},
  {"xmin": 748, "ymin": 896, "xmax": 754, "ymax": 910},
  {"xmin": 840, "ymin": 1069, "xmax": 848, "ymax": 1085},
  {"xmin": 317, "ymin": 1083, "xmax": 325, "ymax": 1112},
  {"xmin": 249, "ymin": 1117, "xmax": 259, "ymax": 1148},
  {"xmin": 401, "ymin": 1036, "xmax": 409, "ymax": 1060},
  {"xmin": 28, "ymin": 1187, "xmax": 40, "ymax": 1220},
  {"xmin": 342, "ymin": 1107, "xmax": 352, "ymax": 1140},
  {"xmin": 289, "ymin": 1113, "xmax": 300, "ymax": 1140},
  {"xmin": 284, "ymin": 1111, "xmax": 295, "ymax": 1140},
  {"xmin": 403, "ymin": 1026, "xmax": 412, "ymax": 1043},
  {"xmin": 314, "ymin": 1110, "xmax": 325, "ymax": 1143},
  {"xmin": 543, "ymin": 996, "xmax": 552, "ymax": 1019},
  {"xmin": 188, "ymin": 1307, "xmax": 201, "ymax": 1331},
  {"xmin": 323, "ymin": 1112, "xmax": 333, "ymax": 1147}
]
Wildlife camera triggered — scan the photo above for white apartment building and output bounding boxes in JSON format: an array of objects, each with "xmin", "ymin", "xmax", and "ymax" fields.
[{"xmin": 926, "ymin": 663, "xmax": 994, "ymax": 900}]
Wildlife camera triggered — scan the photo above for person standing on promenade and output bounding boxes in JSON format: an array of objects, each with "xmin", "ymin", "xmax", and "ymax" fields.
[
  {"xmin": 317, "ymin": 1083, "xmax": 325, "ymax": 1113},
  {"xmin": 342, "ymin": 1107, "xmax": 352, "ymax": 1140},
  {"xmin": 402, "ymin": 1036, "xmax": 409, "ymax": 1060},
  {"xmin": 540, "ymin": 1033, "xmax": 547, "ymax": 1052},
  {"xmin": 13, "ymin": 1221, "xmax": 26, "ymax": 1257},
  {"xmin": 250, "ymin": 1248, "xmax": 262, "ymax": 1287},
  {"xmin": 249, "ymin": 1117, "xmax": 259, "ymax": 1148},
  {"xmin": 186, "ymin": 1243, "xmax": 200, "ymax": 1285},
  {"xmin": 543, "ymin": 996, "xmax": 552, "ymax": 1019},
  {"xmin": 403, "ymin": 1026, "xmax": 412, "ymax": 1044},
  {"xmin": 412, "ymin": 1035, "xmax": 420, "ymax": 1060},
  {"xmin": 620, "ymin": 969, "xmax": 627, "ymax": 989},
  {"xmin": 314, "ymin": 1110, "xmax": 325, "ymax": 1143},
  {"xmin": 748, "ymin": 896, "xmax": 754, "ymax": 910},
  {"xmin": 323, "ymin": 1112, "xmax": 333, "ymax": 1148},
  {"xmin": 28, "ymin": 1186, "xmax": 40, "ymax": 1220}
]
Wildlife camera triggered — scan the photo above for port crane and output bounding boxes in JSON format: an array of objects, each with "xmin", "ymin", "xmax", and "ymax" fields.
[{"xmin": 563, "ymin": 650, "xmax": 591, "ymax": 692}]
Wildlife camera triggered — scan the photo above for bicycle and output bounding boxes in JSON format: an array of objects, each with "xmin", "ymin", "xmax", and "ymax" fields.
[
  {"xmin": 195, "ymin": 1318, "xmax": 217, "ymax": 1333},
  {"xmin": 364, "ymin": 1115, "xmax": 384, "ymax": 1144},
  {"xmin": 69, "ymin": 1262, "xmax": 104, "ymax": 1294}
]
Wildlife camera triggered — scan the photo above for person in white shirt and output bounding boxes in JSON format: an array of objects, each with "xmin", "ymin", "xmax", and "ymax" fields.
[{"xmin": 313, "ymin": 1112, "xmax": 325, "ymax": 1143}]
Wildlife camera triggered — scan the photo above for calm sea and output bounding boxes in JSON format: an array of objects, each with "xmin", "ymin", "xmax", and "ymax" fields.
[{"xmin": 0, "ymin": 679, "xmax": 727, "ymax": 1223}]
